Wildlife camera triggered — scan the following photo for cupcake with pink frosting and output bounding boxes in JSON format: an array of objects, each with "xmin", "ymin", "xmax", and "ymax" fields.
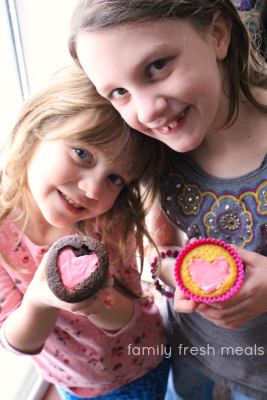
[
  {"xmin": 44, "ymin": 235, "xmax": 109, "ymax": 303},
  {"xmin": 174, "ymin": 238, "xmax": 244, "ymax": 303}
]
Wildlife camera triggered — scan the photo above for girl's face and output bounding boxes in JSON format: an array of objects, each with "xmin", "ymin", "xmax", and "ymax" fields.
[
  {"xmin": 27, "ymin": 113, "xmax": 131, "ymax": 228},
  {"xmin": 77, "ymin": 15, "xmax": 231, "ymax": 152}
]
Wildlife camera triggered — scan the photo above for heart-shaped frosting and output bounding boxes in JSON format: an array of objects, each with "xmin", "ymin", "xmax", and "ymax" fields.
[
  {"xmin": 57, "ymin": 248, "xmax": 98, "ymax": 290},
  {"xmin": 188, "ymin": 257, "xmax": 230, "ymax": 294}
]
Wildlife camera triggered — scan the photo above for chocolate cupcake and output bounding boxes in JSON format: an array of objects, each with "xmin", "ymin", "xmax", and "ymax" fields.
[{"xmin": 44, "ymin": 235, "xmax": 109, "ymax": 303}]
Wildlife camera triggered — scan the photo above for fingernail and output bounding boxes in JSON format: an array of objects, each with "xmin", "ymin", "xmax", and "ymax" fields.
[{"xmin": 105, "ymin": 297, "xmax": 114, "ymax": 308}]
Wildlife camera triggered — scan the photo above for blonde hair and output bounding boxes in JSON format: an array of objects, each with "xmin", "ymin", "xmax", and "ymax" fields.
[
  {"xmin": 69, "ymin": 0, "xmax": 267, "ymax": 127},
  {"xmin": 0, "ymin": 65, "xmax": 165, "ymax": 283}
]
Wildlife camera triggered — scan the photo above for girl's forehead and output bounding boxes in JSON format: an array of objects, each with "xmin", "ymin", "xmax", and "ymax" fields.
[
  {"xmin": 44, "ymin": 110, "xmax": 91, "ymax": 139},
  {"xmin": 77, "ymin": 18, "xmax": 185, "ymax": 52}
]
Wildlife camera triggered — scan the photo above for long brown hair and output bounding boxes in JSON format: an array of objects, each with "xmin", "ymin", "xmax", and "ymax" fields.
[
  {"xmin": 69, "ymin": 0, "xmax": 267, "ymax": 127},
  {"xmin": 0, "ymin": 65, "xmax": 166, "ymax": 282}
]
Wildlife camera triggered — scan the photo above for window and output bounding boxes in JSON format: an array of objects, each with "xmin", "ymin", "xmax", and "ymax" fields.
[{"xmin": 0, "ymin": 1, "xmax": 78, "ymax": 399}]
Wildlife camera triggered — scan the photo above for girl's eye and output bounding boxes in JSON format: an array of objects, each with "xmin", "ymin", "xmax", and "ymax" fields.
[
  {"xmin": 108, "ymin": 174, "xmax": 124, "ymax": 186},
  {"xmin": 75, "ymin": 148, "xmax": 91, "ymax": 162},
  {"xmin": 147, "ymin": 58, "xmax": 168, "ymax": 78},
  {"xmin": 111, "ymin": 87, "xmax": 128, "ymax": 99}
]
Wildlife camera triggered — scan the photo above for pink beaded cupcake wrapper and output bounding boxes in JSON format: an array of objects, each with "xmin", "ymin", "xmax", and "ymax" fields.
[{"xmin": 174, "ymin": 238, "xmax": 244, "ymax": 303}]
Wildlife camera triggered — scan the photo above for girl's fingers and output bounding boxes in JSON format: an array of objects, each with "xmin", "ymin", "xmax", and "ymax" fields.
[
  {"xmin": 196, "ymin": 298, "xmax": 256, "ymax": 328},
  {"xmin": 197, "ymin": 308, "xmax": 251, "ymax": 329},
  {"xmin": 70, "ymin": 288, "xmax": 114, "ymax": 316},
  {"xmin": 104, "ymin": 292, "xmax": 115, "ymax": 308},
  {"xmin": 104, "ymin": 276, "xmax": 114, "ymax": 289},
  {"xmin": 233, "ymin": 246, "xmax": 258, "ymax": 266},
  {"xmin": 174, "ymin": 287, "xmax": 199, "ymax": 313},
  {"xmin": 34, "ymin": 252, "xmax": 49, "ymax": 282},
  {"xmin": 70, "ymin": 289, "xmax": 106, "ymax": 315}
]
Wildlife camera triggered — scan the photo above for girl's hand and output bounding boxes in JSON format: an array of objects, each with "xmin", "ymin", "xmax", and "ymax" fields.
[
  {"xmin": 4, "ymin": 253, "xmax": 114, "ymax": 354},
  {"xmin": 195, "ymin": 248, "xmax": 267, "ymax": 329},
  {"xmin": 26, "ymin": 252, "xmax": 114, "ymax": 317},
  {"xmin": 173, "ymin": 286, "xmax": 199, "ymax": 313}
]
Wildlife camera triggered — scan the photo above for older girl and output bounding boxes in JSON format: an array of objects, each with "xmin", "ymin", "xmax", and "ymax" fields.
[{"xmin": 69, "ymin": 1, "xmax": 267, "ymax": 399}]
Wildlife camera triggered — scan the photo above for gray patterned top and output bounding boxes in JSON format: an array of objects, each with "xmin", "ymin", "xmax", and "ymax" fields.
[{"xmin": 159, "ymin": 151, "xmax": 267, "ymax": 399}]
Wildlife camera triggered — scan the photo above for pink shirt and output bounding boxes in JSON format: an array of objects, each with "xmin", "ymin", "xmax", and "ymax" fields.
[{"xmin": 0, "ymin": 219, "xmax": 166, "ymax": 397}]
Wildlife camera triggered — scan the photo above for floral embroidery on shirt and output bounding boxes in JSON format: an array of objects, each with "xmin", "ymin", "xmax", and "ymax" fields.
[
  {"xmin": 256, "ymin": 181, "xmax": 267, "ymax": 215},
  {"xmin": 54, "ymin": 350, "xmax": 60, "ymax": 357},
  {"xmin": 14, "ymin": 242, "xmax": 27, "ymax": 252},
  {"xmin": 178, "ymin": 184, "xmax": 203, "ymax": 215},
  {"xmin": 39, "ymin": 247, "xmax": 49, "ymax": 254},
  {"xmin": 132, "ymin": 358, "xmax": 145, "ymax": 367},
  {"xmin": 54, "ymin": 328, "xmax": 71, "ymax": 345},
  {"xmin": 111, "ymin": 346, "xmax": 124, "ymax": 357},
  {"xmin": 203, "ymin": 195, "xmax": 254, "ymax": 247},
  {"xmin": 161, "ymin": 168, "xmax": 267, "ymax": 249},
  {"xmin": 113, "ymin": 363, "xmax": 122, "ymax": 371},
  {"xmin": 133, "ymin": 332, "xmax": 146, "ymax": 345},
  {"xmin": 88, "ymin": 354, "xmax": 104, "ymax": 369}
]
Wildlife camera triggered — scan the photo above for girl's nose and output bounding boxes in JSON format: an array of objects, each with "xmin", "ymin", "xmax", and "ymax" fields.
[
  {"xmin": 78, "ymin": 177, "xmax": 103, "ymax": 200},
  {"xmin": 134, "ymin": 94, "xmax": 167, "ymax": 124}
]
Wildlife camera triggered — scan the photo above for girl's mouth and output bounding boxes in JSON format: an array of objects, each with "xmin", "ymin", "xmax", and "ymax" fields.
[
  {"xmin": 58, "ymin": 191, "xmax": 86, "ymax": 214},
  {"xmin": 61, "ymin": 192, "xmax": 84, "ymax": 209},
  {"xmin": 156, "ymin": 107, "xmax": 189, "ymax": 134}
]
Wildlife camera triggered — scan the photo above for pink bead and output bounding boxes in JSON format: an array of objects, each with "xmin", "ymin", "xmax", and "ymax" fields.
[
  {"xmin": 173, "ymin": 250, "xmax": 179, "ymax": 258},
  {"xmin": 166, "ymin": 249, "xmax": 172, "ymax": 257},
  {"xmin": 167, "ymin": 292, "xmax": 174, "ymax": 298},
  {"xmin": 160, "ymin": 251, "xmax": 166, "ymax": 259}
]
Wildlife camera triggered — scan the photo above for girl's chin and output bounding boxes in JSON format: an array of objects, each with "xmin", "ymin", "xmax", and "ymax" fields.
[
  {"xmin": 43, "ymin": 213, "xmax": 73, "ymax": 229},
  {"xmin": 171, "ymin": 137, "xmax": 204, "ymax": 153},
  {"xmin": 163, "ymin": 141, "xmax": 197, "ymax": 153}
]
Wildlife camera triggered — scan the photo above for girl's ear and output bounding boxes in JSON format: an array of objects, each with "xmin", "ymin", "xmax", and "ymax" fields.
[{"xmin": 211, "ymin": 9, "xmax": 232, "ymax": 61}]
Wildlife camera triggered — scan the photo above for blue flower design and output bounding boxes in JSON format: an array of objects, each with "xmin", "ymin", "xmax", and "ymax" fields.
[
  {"xmin": 256, "ymin": 182, "xmax": 267, "ymax": 215},
  {"xmin": 204, "ymin": 195, "xmax": 253, "ymax": 247},
  {"xmin": 178, "ymin": 185, "xmax": 203, "ymax": 216}
]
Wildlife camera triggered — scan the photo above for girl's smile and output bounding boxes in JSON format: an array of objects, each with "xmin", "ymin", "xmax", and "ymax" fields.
[
  {"xmin": 154, "ymin": 106, "xmax": 189, "ymax": 134},
  {"xmin": 26, "ymin": 113, "xmax": 131, "ymax": 229},
  {"xmin": 77, "ymin": 16, "xmax": 231, "ymax": 152},
  {"xmin": 58, "ymin": 190, "xmax": 88, "ymax": 214}
]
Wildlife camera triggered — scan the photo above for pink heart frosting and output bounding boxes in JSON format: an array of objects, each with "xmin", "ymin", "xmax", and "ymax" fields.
[
  {"xmin": 57, "ymin": 248, "xmax": 98, "ymax": 290},
  {"xmin": 188, "ymin": 257, "xmax": 230, "ymax": 294}
]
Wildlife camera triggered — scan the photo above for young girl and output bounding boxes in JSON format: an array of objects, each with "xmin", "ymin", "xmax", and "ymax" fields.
[
  {"xmin": 0, "ymin": 64, "xmax": 170, "ymax": 400},
  {"xmin": 68, "ymin": 1, "xmax": 267, "ymax": 399}
]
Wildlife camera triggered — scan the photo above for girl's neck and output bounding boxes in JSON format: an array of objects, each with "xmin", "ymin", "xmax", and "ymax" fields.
[
  {"xmin": 188, "ymin": 87, "xmax": 267, "ymax": 179},
  {"xmin": 10, "ymin": 203, "xmax": 71, "ymax": 247}
]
